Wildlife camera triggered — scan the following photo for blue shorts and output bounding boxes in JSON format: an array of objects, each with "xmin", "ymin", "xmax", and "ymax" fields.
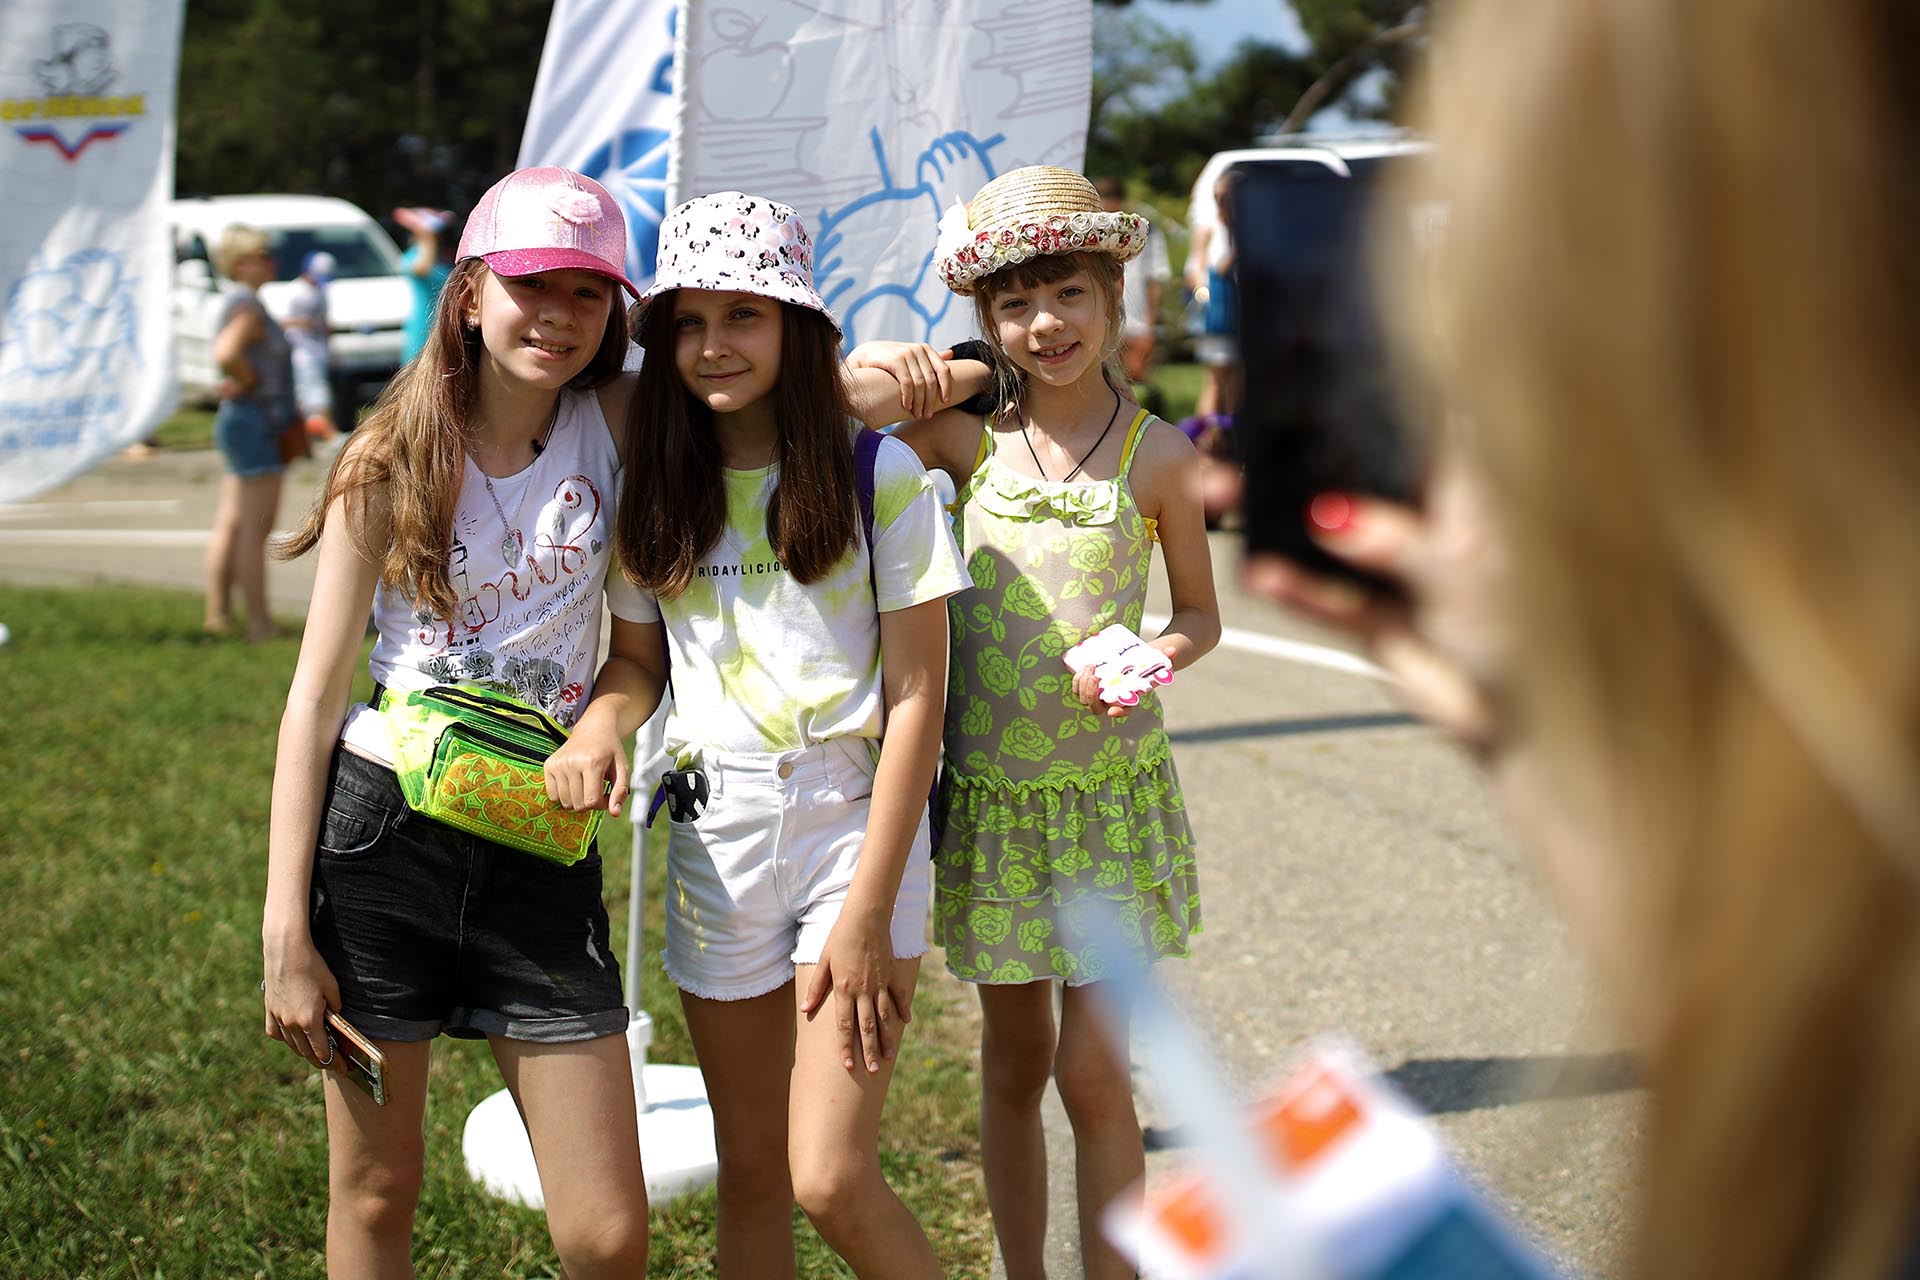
[
  {"xmin": 308, "ymin": 746, "xmax": 629, "ymax": 1044},
  {"xmin": 213, "ymin": 400, "xmax": 284, "ymax": 478}
]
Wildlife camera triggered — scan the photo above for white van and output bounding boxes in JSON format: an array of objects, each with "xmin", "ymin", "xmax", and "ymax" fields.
[{"xmin": 170, "ymin": 194, "xmax": 413, "ymax": 409}]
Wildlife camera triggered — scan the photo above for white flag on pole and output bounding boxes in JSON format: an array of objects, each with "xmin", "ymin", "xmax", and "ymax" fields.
[
  {"xmin": 674, "ymin": 0, "xmax": 1092, "ymax": 351},
  {"xmin": 0, "ymin": 2, "xmax": 185, "ymax": 503},
  {"xmin": 518, "ymin": 0, "xmax": 681, "ymax": 293}
]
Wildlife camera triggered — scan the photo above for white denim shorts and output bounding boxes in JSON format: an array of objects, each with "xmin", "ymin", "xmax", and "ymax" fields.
[{"xmin": 660, "ymin": 736, "xmax": 931, "ymax": 1001}]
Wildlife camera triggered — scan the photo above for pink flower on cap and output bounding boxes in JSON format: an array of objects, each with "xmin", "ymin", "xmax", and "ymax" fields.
[
  {"xmin": 638, "ymin": 191, "xmax": 839, "ymax": 335},
  {"xmin": 457, "ymin": 166, "xmax": 640, "ymax": 298}
]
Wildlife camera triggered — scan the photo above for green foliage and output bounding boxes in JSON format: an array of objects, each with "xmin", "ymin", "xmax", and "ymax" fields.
[
  {"xmin": 177, "ymin": 0, "xmax": 556, "ymax": 214},
  {"xmin": 0, "ymin": 584, "xmax": 989, "ymax": 1278}
]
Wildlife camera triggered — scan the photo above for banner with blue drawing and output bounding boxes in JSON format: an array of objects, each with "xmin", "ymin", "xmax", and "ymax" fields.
[
  {"xmin": 676, "ymin": 0, "xmax": 1090, "ymax": 351},
  {"xmin": 517, "ymin": 0, "xmax": 681, "ymax": 296},
  {"xmin": 0, "ymin": 1, "xmax": 184, "ymax": 503}
]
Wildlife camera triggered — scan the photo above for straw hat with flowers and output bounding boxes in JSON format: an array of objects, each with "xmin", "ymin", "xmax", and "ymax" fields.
[{"xmin": 934, "ymin": 166, "xmax": 1149, "ymax": 296}]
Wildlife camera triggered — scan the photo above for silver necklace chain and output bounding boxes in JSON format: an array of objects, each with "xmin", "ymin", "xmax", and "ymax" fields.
[{"xmin": 471, "ymin": 397, "xmax": 561, "ymax": 568}]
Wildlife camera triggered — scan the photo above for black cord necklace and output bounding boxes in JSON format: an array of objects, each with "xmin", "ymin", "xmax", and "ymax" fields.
[{"xmin": 1023, "ymin": 386, "xmax": 1123, "ymax": 483}]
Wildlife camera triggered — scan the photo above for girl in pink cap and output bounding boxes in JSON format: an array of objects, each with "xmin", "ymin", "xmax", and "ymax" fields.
[
  {"xmin": 262, "ymin": 165, "xmax": 657, "ymax": 1276},
  {"xmin": 584, "ymin": 190, "xmax": 980, "ymax": 1277}
]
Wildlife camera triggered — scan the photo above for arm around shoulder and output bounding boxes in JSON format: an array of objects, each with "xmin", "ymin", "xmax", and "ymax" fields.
[{"xmin": 891, "ymin": 405, "xmax": 987, "ymax": 486}]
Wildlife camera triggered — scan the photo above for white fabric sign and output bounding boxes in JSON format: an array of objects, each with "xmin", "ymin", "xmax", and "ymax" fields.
[
  {"xmin": 673, "ymin": 0, "xmax": 1092, "ymax": 351},
  {"xmin": 0, "ymin": 2, "xmax": 184, "ymax": 503},
  {"xmin": 518, "ymin": 0, "xmax": 681, "ymax": 293}
]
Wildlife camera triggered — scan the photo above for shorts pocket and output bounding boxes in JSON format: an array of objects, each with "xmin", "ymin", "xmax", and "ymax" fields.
[{"xmin": 316, "ymin": 786, "xmax": 396, "ymax": 861}]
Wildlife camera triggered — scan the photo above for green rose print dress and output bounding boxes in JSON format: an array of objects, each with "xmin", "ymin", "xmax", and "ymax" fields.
[{"xmin": 935, "ymin": 407, "xmax": 1201, "ymax": 984}]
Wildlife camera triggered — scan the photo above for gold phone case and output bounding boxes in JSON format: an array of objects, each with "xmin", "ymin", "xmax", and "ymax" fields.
[{"xmin": 325, "ymin": 1011, "xmax": 388, "ymax": 1107}]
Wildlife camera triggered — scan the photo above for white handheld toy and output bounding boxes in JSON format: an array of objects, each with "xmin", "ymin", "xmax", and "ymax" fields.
[{"xmin": 1064, "ymin": 624, "xmax": 1175, "ymax": 707}]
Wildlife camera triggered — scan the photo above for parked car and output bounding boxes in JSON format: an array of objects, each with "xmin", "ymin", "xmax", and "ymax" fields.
[{"xmin": 170, "ymin": 194, "xmax": 412, "ymax": 413}]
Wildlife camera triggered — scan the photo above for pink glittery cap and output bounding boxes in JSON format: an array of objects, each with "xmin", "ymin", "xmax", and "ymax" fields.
[{"xmin": 456, "ymin": 166, "xmax": 639, "ymax": 298}]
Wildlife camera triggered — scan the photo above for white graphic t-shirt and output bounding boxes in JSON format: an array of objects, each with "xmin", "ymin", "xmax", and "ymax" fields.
[
  {"xmin": 624, "ymin": 432, "xmax": 971, "ymax": 755},
  {"xmin": 340, "ymin": 387, "xmax": 651, "ymax": 762}
]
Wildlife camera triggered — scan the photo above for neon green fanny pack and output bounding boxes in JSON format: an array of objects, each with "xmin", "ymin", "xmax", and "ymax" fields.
[{"xmin": 379, "ymin": 685, "xmax": 601, "ymax": 865}]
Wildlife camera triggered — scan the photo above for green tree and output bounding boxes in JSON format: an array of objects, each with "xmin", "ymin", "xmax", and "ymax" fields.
[{"xmin": 176, "ymin": 0, "xmax": 552, "ymax": 216}]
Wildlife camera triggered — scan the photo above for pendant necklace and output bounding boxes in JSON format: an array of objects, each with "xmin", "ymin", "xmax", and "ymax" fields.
[
  {"xmin": 1023, "ymin": 385, "xmax": 1123, "ymax": 483},
  {"xmin": 473, "ymin": 397, "xmax": 561, "ymax": 568}
]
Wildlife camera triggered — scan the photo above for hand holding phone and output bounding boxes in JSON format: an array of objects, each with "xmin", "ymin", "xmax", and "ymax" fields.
[
  {"xmin": 1233, "ymin": 154, "xmax": 1433, "ymax": 595},
  {"xmin": 325, "ymin": 1011, "xmax": 388, "ymax": 1106}
]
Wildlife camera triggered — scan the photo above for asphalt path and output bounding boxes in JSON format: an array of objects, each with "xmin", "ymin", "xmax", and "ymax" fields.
[{"xmin": 0, "ymin": 448, "xmax": 1640, "ymax": 1277}]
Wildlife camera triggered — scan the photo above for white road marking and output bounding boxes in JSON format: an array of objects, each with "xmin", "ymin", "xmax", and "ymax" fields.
[
  {"xmin": 0, "ymin": 528, "xmax": 295, "ymax": 547},
  {"xmin": 0, "ymin": 499, "xmax": 184, "ymax": 520},
  {"xmin": 1142, "ymin": 611, "xmax": 1389, "ymax": 682}
]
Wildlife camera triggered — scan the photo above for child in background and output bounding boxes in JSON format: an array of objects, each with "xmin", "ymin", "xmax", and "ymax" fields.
[
  {"xmin": 283, "ymin": 250, "xmax": 339, "ymax": 443},
  {"xmin": 896, "ymin": 165, "xmax": 1221, "ymax": 1279},
  {"xmin": 611, "ymin": 191, "xmax": 978, "ymax": 1277},
  {"xmin": 263, "ymin": 167, "xmax": 654, "ymax": 1276}
]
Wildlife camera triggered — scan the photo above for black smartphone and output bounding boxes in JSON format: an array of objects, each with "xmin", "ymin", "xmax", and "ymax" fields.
[
  {"xmin": 325, "ymin": 1010, "xmax": 388, "ymax": 1106},
  {"xmin": 1232, "ymin": 152, "xmax": 1433, "ymax": 591}
]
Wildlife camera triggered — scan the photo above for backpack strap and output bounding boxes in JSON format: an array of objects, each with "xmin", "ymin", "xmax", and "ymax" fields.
[{"xmin": 854, "ymin": 425, "xmax": 886, "ymax": 598}]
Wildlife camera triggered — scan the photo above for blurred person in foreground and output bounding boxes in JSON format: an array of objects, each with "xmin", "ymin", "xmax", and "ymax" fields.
[
  {"xmin": 205, "ymin": 224, "xmax": 294, "ymax": 643},
  {"xmin": 1252, "ymin": 1, "xmax": 1920, "ymax": 1277}
]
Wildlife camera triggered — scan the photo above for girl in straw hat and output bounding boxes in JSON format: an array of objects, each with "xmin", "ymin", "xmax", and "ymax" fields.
[
  {"xmin": 896, "ymin": 165, "xmax": 1222, "ymax": 1278},
  {"xmin": 613, "ymin": 190, "xmax": 980, "ymax": 1277}
]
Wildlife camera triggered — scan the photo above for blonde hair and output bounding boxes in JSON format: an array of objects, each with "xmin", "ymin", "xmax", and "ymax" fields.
[
  {"xmin": 1395, "ymin": 1, "xmax": 1920, "ymax": 1276},
  {"xmin": 971, "ymin": 249, "xmax": 1127, "ymax": 417},
  {"xmin": 213, "ymin": 225, "xmax": 271, "ymax": 278},
  {"xmin": 279, "ymin": 260, "xmax": 629, "ymax": 618}
]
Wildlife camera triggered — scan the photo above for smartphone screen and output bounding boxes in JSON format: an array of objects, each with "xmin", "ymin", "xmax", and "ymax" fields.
[{"xmin": 1233, "ymin": 154, "xmax": 1430, "ymax": 589}]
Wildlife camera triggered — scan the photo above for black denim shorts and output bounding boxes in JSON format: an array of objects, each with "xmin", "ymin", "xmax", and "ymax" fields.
[{"xmin": 308, "ymin": 745, "xmax": 628, "ymax": 1043}]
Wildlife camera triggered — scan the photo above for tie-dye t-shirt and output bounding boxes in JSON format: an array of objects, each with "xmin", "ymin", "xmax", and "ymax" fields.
[{"xmin": 624, "ymin": 432, "xmax": 970, "ymax": 755}]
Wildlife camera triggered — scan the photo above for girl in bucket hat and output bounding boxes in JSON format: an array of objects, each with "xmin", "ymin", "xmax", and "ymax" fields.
[
  {"xmin": 263, "ymin": 165, "xmax": 657, "ymax": 1276},
  {"xmin": 609, "ymin": 189, "xmax": 975, "ymax": 1275},
  {"xmin": 897, "ymin": 164, "xmax": 1223, "ymax": 1278}
]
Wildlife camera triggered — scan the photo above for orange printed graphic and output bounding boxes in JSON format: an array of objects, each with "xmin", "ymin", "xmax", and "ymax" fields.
[
  {"xmin": 1257, "ymin": 1062, "xmax": 1365, "ymax": 1171},
  {"xmin": 1151, "ymin": 1172, "xmax": 1228, "ymax": 1259},
  {"xmin": 436, "ymin": 754, "xmax": 593, "ymax": 853}
]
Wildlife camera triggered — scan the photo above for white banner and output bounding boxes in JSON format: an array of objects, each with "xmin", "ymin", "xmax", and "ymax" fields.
[
  {"xmin": 518, "ymin": 0, "xmax": 681, "ymax": 294},
  {"xmin": 675, "ymin": 0, "xmax": 1091, "ymax": 351},
  {"xmin": 0, "ymin": 3, "xmax": 183, "ymax": 503}
]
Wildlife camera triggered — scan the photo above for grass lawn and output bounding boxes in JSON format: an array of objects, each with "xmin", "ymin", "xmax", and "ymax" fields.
[
  {"xmin": 0, "ymin": 583, "xmax": 992, "ymax": 1278},
  {"xmin": 148, "ymin": 406, "xmax": 216, "ymax": 452}
]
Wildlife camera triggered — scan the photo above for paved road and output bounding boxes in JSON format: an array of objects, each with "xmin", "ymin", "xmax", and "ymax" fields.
[{"xmin": 0, "ymin": 449, "xmax": 1639, "ymax": 1277}]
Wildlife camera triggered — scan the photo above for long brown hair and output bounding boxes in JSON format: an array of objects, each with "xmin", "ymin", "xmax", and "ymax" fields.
[
  {"xmin": 970, "ymin": 249, "xmax": 1126, "ymax": 418},
  {"xmin": 616, "ymin": 294, "xmax": 857, "ymax": 597},
  {"xmin": 277, "ymin": 259, "xmax": 629, "ymax": 619},
  {"xmin": 1396, "ymin": 1, "xmax": 1920, "ymax": 1276}
]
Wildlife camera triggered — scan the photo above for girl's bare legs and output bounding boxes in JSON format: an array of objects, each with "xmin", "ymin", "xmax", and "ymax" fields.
[
  {"xmin": 681, "ymin": 987, "xmax": 800, "ymax": 1279},
  {"xmin": 1056, "ymin": 984, "xmax": 1142, "ymax": 1280},
  {"xmin": 490, "ymin": 1034, "xmax": 649, "ymax": 1277},
  {"xmin": 323, "ymin": 1038, "xmax": 432, "ymax": 1280},
  {"xmin": 975, "ymin": 981, "xmax": 1057, "ymax": 1280},
  {"xmin": 788, "ymin": 957, "xmax": 939, "ymax": 1279}
]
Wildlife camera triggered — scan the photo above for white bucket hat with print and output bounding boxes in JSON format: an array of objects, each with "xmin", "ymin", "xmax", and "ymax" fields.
[{"xmin": 637, "ymin": 191, "xmax": 840, "ymax": 335}]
